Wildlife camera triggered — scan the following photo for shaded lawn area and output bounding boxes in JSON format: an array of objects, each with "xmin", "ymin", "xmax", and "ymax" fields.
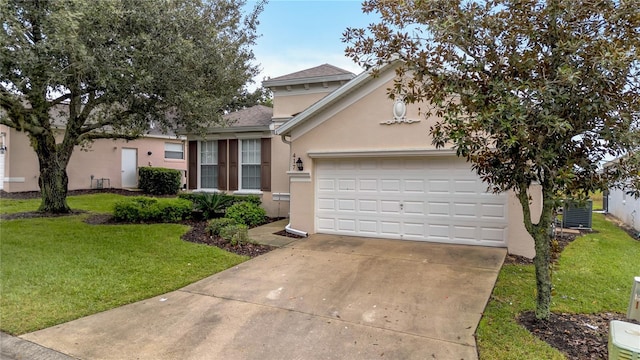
[
  {"xmin": 0, "ymin": 193, "xmax": 128, "ymax": 214},
  {"xmin": 0, "ymin": 215, "xmax": 247, "ymax": 335},
  {"xmin": 477, "ymin": 213, "xmax": 640, "ymax": 359}
]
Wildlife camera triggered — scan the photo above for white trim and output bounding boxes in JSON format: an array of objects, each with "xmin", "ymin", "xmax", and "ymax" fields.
[
  {"xmin": 263, "ymin": 73, "xmax": 355, "ymax": 88},
  {"xmin": 287, "ymin": 171, "xmax": 311, "ymax": 182},
  {"xmin": 198, "ymin": 140, "xmax": 219, "ymax": 190},
  {"xmin": 275, "ymin": 61, "xmax": 401, "ymax": 136},
  {"xmin": 239, "ymin": 138, "xmax": 262, "ymax": 191},
  {"xmin": 144, "ymin": 134, "xmax": 187, "ymax": 140},
  {"xmin": 307, "ymin": 149, "xmax": 457, "ymax": 158},
  {"xmin": 233, "ymin": 190, "xmax": 263, "ymax": 195},
  {"xmin": 272, "ymin": 193, "xmax": 291, "ymax": 201},
  {"xmin": 270, "ymin": 83, "xmax": 345, "ymax": 96},
  {"xmin": 5, "ymin": 177, "xmax": 25, "ymax": 183}
]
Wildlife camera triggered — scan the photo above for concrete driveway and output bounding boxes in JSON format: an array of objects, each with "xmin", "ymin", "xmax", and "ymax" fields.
[{"xmin": 21, "ymin": 235, "xmax": 505, "ymax": 360}]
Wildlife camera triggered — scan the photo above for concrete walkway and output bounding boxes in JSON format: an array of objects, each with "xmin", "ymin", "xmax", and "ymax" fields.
[{"xmin": 13, "ymin": 223, "xmax": 505, "ymax": 360}]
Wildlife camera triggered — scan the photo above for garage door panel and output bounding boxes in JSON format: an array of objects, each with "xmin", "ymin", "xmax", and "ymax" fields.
[
  {"xmin": 315, "ymin": 157, "xmax": 508, "ymax": 247},
  {"xmin": 359, "ymin": 179, "xmax": 378, "ymax": 191},
  {"xmin": 358, "ymin": 200, "xmax": 378, "ymax": 212},
  {"xmin": 337, "ymin": 219, "xmax": 356, "ymax": 232},
  {"xmin": 453, "ymin": 203, "xmax": 478, "ymax": 217},
  {"xmin": 404, "ymin": 179, "xmax": 425, "ymax": 192},
  {"xmin": 317, "ymin": 198, "xmax": 335, "ymax": 211}
]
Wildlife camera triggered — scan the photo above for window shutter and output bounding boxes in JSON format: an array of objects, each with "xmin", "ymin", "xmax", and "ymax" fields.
[
  {"xmin": 188, "ymin": 141, "xmax": 198, "ymax": 189},
  {"xmin": 229, "ymin": 139, "xmax": 238, "ymax": 191},
  {"xmin": 218, "ymin": 140, "xmax": 227, "ymax": 190},
  {"xmin": 261, "ymin": 138, "xmax": 271, "ymax": 191}
]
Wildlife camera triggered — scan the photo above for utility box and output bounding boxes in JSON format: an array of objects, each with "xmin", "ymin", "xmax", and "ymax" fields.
[
  {"xmin": 629, "ymin": 276, "xmax": 640, "ymax": 322},
  {"xmin": 562, "ymin": 200, "xmax": 593, "ymax": 229},
  {"xmin": 609, "ymin": 320, "xmax": 640, "ymax": 360}
]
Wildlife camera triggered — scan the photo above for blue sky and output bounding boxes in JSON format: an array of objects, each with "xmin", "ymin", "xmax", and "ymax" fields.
[{"xmin": 246, "ymin": 0, "xmax": 379, "ymax": 88}]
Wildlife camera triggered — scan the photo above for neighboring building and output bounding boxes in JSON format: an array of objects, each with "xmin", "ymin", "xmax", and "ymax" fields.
[
  {"xmin": 0, "ymin": 107, "xmax": 187, "ymax": 192},
  {"xmin": 604, "ymin": 158, "xmax": 640, "ymax": 233},
  {"xmin": 273, "ymin": 61, "xmax": 539, "ymax": 258}
]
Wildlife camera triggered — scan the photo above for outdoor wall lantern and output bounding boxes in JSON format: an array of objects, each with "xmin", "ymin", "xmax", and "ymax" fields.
[
  {"xmin": 296, "ymin": 157, "xmax": 304, "ymax": 171},
  {"xmin": 628, "ymin": 276, "xmax": 640, "ymax": 321}
]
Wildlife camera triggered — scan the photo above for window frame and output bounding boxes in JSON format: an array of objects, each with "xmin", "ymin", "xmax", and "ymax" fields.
[
  {"xmin": 239, "ymin": 138, "xmax": 261, "ymax": 191},
  {"xmin": 164, "ymin": 142, "xmax": 184, "ymax": 160},
  {"xmin": 199, "ymin": 140, "xmax": 218, "ymax": 189}
]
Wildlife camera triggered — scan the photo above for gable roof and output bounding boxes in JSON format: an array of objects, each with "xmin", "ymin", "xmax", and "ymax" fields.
[
  {"xmin": 275, "ymin": 61, "xmax": 400, "ymax": 136},
  {"xmin": 222, "ymin": 105, "xmax": 273, "ymax": 128},
  {"xmin": 262, "ymin": 64, "xmax": 356, "ymax": 88}
]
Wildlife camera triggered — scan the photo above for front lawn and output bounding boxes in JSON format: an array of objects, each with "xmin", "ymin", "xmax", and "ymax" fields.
[
  {"xmin": 477, "ymin": 213, "xmax": 640, "ymax": 359},
  {"xmin": 0, "ymin": 194, "xmax": 247, "ymax": 335},
  {"xmin": 0, "ymin": 193, "xmax": 128, "ymax": 214}
]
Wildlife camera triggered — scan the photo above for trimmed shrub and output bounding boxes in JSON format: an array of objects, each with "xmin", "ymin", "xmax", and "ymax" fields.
[
  {"xmin": 207, "ymin": 218, "xmax": 237, "ymax": 236},
  {"xmin": 224, "ymin": 201, "xmax": 266, "ymax": 227},
  {"xmin": 219, "ymin": 224, "xmax": 250, "ymax": 246},
  {"xmin": 138, "ymin": 167, "xmax": 181, "ymax": 195},
  {"xmin": 113, "ymin": 196, "xmax": 191, "ymax": 223},
  {"xmin": 227, "ymin": 194, "xmax": 262, "ymax": 207}
]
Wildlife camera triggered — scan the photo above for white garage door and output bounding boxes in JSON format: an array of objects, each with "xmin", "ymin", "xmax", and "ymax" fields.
[{"xmin": 315, "ymin": 157, "xmax": 508, "ymax": 247}]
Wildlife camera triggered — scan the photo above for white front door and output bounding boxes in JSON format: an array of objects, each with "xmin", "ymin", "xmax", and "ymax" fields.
[
  {"xmin": 315, "ymin": 157, "xmax": 508, "ymax": 247},
  {"xmin": 121, "ymin": 148, "xmax": 138, "ymax": 188}
]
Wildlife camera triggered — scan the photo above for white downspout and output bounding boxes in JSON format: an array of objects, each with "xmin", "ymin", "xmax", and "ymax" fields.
[{"xmin": 279, "ymin": 134, "xmax": 307, "ymax": 237}]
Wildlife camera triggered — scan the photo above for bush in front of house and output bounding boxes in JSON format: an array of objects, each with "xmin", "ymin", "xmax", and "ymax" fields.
[
  {"xmin": 219, "ymin": 223, "xmax": 250, "ymax": 246},
  {"xmin": 113, "ymin": 196, "xmax": 192, "ymax": 223},
  {"xmin": 207, "ymin": 218, "xmax": 237, "ymax": 236},
  {"xmin": 224, "ymin": 201, "xmax": 266, "ymax": 227},
  {"xmin": 138, "ymin": 167, "xmax": 182, "ymax": 195},
  {"xmin": 191, "ymin": 192, "xmax": 232, "ymax": 219},
  {"xmin": 227, "ymin": 194, "xmax": 262, "ymax": 207}
]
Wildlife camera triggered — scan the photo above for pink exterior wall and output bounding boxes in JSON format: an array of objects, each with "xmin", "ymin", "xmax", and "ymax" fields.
[{"xmin": 1, "ymin": 126, "xmax": 186, "ymax": 192}]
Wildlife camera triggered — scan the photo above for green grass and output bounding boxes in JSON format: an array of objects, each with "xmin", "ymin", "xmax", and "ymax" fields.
[
  {"xmin": 0, "ymin": 193, "xmax": 128, "ymax": 214},
  {"xmin": 590, "ymin": 190, "xmax": 603, "ymax": 211},
  {"xmin": 477, "ymin": 213, "xmax": 640, "ymax": 359},
  {"xmin": 0, "ymin": 196, "xmax": 247, "ymax": 335}
]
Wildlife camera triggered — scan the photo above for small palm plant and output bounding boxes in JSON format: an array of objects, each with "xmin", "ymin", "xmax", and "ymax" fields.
[{"xmin": 192, "ymin": 192, "xmax": 232, "ymax": 219}]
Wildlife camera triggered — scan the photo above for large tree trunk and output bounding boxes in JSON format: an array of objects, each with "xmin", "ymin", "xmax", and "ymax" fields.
[
  {"xmin": 37, "ymin": 158, "xmax": 71, "ymax": 213},
  {"xmin": 32, "ymin": 133, "xmax": 72, "ymax": 214},
  {"xmin": 517, "ymin": 187, "xmax": 555, "ymax": 320}
]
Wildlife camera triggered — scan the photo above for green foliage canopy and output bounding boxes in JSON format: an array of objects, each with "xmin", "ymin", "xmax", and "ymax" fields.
[
  {"xmin": 0, "ymin": 0, "xmax": 264, "ymax": 212},
  {"xmin": 344, "ymin": 0, "xmax": 640, "ymax": 320}
]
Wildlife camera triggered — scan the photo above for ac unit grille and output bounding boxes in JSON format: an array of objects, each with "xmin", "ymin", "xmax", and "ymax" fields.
[{"xmin": 609, "ymin": 321, "xmax": 640, "ymax": 360}]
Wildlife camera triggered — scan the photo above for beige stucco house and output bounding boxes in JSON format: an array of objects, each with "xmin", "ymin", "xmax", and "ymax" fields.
[
  {"xmin": 271, "ymin": 61, "xmax": 538, "ymax": 258},
  {"xmin": 0, "ymin": 109, "xmax": 187, "ymax": 193}
]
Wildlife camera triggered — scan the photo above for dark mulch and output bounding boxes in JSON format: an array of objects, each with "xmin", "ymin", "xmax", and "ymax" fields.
[
  {"xmin": 505, "ymin": 225, "xmax": 639, "ymax": 359},
  {"xmin": 180, "ymin": 219, "xmax": 275, "ymax": 258},
  {"xmin": 518, "ymin": 312, "xmax": 639, "ymax": 360},
  {"xmin": 82, "ymin": 214, "xmax": 276, "ymax": 258}
]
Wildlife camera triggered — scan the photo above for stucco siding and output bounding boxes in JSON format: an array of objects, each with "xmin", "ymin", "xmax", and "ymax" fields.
[
  {"xmin": 1, "ymin": 127, "xmax": 187, "ymax": 192},
  {"xmin": 282, "ymin": 72, "xmax": 538, "ymax": 257},
  {"xmin": 608, "ymin": 187, "xmax": 640, "ymax": 232}
]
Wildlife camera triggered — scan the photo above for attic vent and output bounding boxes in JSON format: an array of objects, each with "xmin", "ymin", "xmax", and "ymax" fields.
[
  {"xmin": 609, "ymin": 320, "xmax": 640, "ymax": 360},
  {"xmin": 562, "ymin": 200, "xmax": 593, "ymax": 229}
]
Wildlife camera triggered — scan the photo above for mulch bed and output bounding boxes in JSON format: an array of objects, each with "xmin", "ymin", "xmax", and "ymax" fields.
[
  {"xmin": 518, "ymin": 312, "xmax": 639, "ymax": 360},
  {"xmin": 505, "ymin": 226, "xmax": 639, "ymax": 359},
  {"xmin": 4, "ymin": 189, "xmax": 639, "ymax": 358}
]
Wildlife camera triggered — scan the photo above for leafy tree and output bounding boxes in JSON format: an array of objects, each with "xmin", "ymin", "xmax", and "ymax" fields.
[
  {"xmin": 344, "ymin": 0, "xmax": 640, "ymax": 320},
  {"xmin": 0, "ymin": 0, "xmax": 264, "ymax": 213},
  {"xmin": 223, "ymin": 86, "xmax": 273, "ymax": 112}
]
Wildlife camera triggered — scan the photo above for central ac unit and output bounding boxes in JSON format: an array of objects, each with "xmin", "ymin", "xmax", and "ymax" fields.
[{"xmin": 609, "ymin": 320, "xmax": 640, "ymax": 360}]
